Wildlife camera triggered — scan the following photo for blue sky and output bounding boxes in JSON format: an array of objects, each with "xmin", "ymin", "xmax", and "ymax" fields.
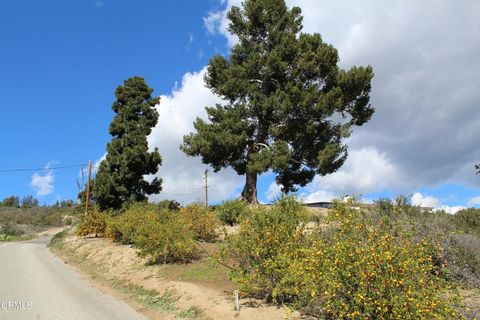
[{"xmin": 1, "ymin": 0, "xmax": 480, "ymax": 212}]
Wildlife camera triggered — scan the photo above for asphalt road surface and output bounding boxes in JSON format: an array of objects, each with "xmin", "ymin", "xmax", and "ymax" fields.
[{"xmin": 0, "ymin": 235, "xmax": 146, "ymax": 320}]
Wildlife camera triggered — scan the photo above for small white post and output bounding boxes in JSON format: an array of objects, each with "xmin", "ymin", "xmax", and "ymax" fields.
[{"xmin": 234, "ymin": 289, "xmax": 239, "ymax": 311}]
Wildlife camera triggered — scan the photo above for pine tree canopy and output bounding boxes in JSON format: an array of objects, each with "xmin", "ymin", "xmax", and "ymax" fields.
[
  {"xmin": 181, "ymin": 0, "xmax": 374, "ymax": 204},
  {"xmin": 93, "ymin": 76, "xmax": 162, "ymax": 210}
]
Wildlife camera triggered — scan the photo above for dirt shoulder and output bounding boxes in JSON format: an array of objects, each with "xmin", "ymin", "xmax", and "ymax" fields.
[{"xmin": 49, "ymin": 229, "xmax": 300, "ymax": 320}]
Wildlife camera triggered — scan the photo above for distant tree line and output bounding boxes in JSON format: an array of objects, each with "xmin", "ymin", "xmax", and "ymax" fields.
[{"xmin": 0, "ymin": 195, "xmax": 74, "ymax": 209}]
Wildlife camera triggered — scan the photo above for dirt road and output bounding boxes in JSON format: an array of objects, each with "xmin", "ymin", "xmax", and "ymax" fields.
[{"xmin": 0, "ymin": 235, "xmax": 146, "ymax": 320}]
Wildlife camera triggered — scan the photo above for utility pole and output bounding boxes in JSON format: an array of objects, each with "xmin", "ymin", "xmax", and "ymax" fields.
[
  {"xmin": 85, "ymin": 160, "xmax": 92, "ymax": 215},
  {"xmin": 203, "ymin": 169, "xmax": 209, "ymax": 208}
]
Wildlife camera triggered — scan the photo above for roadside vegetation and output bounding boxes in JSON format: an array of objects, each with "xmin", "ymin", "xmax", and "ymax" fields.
[
  {"xmin": 0, "ymin": 195, "xmax": 77, "ymax": 241},
  {"xmin": 72, "ymin": 196, "xmax": 480, "ymax": 319}
]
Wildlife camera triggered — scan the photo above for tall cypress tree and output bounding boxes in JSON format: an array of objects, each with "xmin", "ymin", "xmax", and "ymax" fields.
[
  {"xmin": 181, "ymin": 0, "xmax": 374, "ymax": 204},
  {"xmin": 94, "ymin": 77, "xmax": 162, "ymax": 210}
]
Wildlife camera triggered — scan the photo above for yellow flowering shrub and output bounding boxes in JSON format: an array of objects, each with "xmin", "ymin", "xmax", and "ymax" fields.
[
  {"xmin": 179, "ymin": 203, "xmax": 218, "ymax": 242},
  {"xmin": 220, "ymin": 196, "xmax": 308, "ymax": 302},
  {"xmin": 76, "ymin": 208, "xmax": 109, "ymax": 237},
  {"xmin": 132, "ymin": 212, "xmax": 196, "ymax": 264},
  {"xmin": 223, "ymin": 198, "xmax": 463, "ymax": 319},
  {"xmin": 105, "ymin": 202, "xmax": 197, "ymax": 263},
  {"xmin": 281, "ymin": 201, "xmax": 462, "ymax": 319}
]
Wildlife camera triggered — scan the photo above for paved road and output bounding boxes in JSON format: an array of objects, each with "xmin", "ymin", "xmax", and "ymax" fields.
[{"xmin": 0, "ymin": 236, "xmax": 146, "ymax": 320}]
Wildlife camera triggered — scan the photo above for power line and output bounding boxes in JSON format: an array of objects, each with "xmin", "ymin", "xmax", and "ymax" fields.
[{"xmin": 0, "ymin": 164, "xmax": 84, "ymax": 173}]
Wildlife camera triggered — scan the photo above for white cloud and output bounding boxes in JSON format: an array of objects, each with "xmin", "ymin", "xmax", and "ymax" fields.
[
  {"xmin": 467, "ymin": 196, "xmax": 480, "ymax": 206},
  {"xmin": 436, "ymin": 205, "xmax": 467, "ymax": 215},
  {"xmin": 147, "ymin": 68, "xmax": 243, "ymax": 204},
  {"xmin": 204, "ymin": 0, "xmax": 480, "ymax": 202},
  {"xmin": 265, "ymin": 182, "xmax": 282, "ymax": 202},
  {"xmin": 411, "ymin": 192, "xmax": 440, "ymax": 208},
  {"xmin": 93, "ymin": 153, "xmax": 106, "ymax": 174},
  {"xmin": 306, "ymin": 147, "xmax": 401, "ymax": 196},
  {"xmin": 301, "ymin": 190, "xmax": 336, "ymax": 203},
  {"xmin": 30, "ymin": 166, "xmax": 54, "ymax": 196}
]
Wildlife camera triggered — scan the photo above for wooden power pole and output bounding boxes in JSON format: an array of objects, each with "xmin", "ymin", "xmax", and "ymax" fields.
[
  {"xmin": 85, "ymin": 160, "xmax": 92, "ymax": 215},
  {"xmin": 203, "ymin": 169, "xmax": 209, "ymax": 208}
]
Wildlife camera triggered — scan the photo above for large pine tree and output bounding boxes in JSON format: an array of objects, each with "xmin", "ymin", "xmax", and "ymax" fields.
[
  {"xmin": 94, "ymin": 77, "xmax": 162, "ymax": 210},
  {"xmin": 182, "ymin": 0, "xmax": 374, "ymax": 204}
]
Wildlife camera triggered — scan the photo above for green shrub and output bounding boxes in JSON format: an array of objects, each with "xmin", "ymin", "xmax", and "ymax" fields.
[
  {"xmin": 453, "ymin": 208, "xmax": 480, "ymax": 237},
  {"xmin": 216, "ymin": 199, "xmax": 250, "ymax": 226},
  {"xmin": 76, "ymin": 209, "xmax": 109, "ymax": 237},
  {"xmin": 105, "ymin": 203, "xmax": 158, "ymax": 244},
  {"xmin": 106, "ymin": 202, "xmax": 197, "ymax": 263},
  {"xmin": 156, "ymin": 199, "xmax": 180, "ymax": 211},
  {"xmin": 133, "ymin": 213, "xmax": 197, "ymax": 264},
  {"xmin": 283, "ymin": 201, "xmax": 461, "ymax": 319},
  {"xmin": 223, "ymin": 197, "xmax": 462, "ymax": 319},
  {"xmin": 220, "ymin": 195, "xmax": 308, "ymax": 301},
  {"xmin": 0, "ymin": 222, "xmax": 23, "ymax": 236},
  {"xmin": 444, "ymin": 233, "xmax": 480, "ymax": 288},
  {"xmin": 179, "ymin": 204, "xmax": 218, "ymax": 242},
  {"xmin": 0, "ymin": 233, "xmax": 10, "ymax": 241}
]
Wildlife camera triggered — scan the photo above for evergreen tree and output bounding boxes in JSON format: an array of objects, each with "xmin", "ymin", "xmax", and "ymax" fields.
[
  {"xmin": 181, "ymin": 0, "xmax": 374, "ymax": 203},
  {"xmin": 94, "ymin": 77, "xmax": 162, "ymax": 210}
]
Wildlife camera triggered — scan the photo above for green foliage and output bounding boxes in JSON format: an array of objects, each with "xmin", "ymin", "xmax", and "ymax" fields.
[
  {"xmin": 106, "ymin": 202, "xmax": 197, "ymax": 264},
  {"xmin": 216, "ymin": 199, "xmax": 250, "ymax": 226},
  {"xmin": 222, "ymin": 197, "xmax": 462, "ymax": 319},
  {"xmin": 104, "ymin": 203, "xmax": 157, "ymax": 244},
  {"xmin": 182, "ymin": 0, "xmax": 374, "ymax": 203},
  {"xmin": 221, "ymin": 195, "xmax": 308, "ymax": 301},
  {"xmin": 284, "ymin": 201, "xmax": 461, "ymax": 319},
  {"xmin": 453, "ymin": 208, "xmax": 480, "ymax": 237},
  {"xmin": 132, "ymin": 212, "xmax": 196, "ymax": 264},
  {"xmin": 156, "ymin": 199, "xmax": 180, "ymax": 211},
  {"xmin": 21, "ymin": 195, "xmax": 39, "ymax": 208},
  {"xmin": 444, "ymin": 233, "xmax": 480, "ymax": 288},
  {"xmin": 0, "ymin": 195, "xmax": 20, "ymax": 208},
  {"xmin": 179, "ymin": 204, "xmax": 219, "ymax": 242},
  {"xmin": 0, "ymin": 221, "xmax": 23, "ymax": 236},
  {"xmin": 94, "ymin": 76, "xmax": 162, "ymax": 210},
  {"xmin": 76, "ymin": 209, "xmax": 109, "ymax": 237}
]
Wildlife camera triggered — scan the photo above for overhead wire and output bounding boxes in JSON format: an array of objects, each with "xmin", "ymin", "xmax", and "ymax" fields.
[{"xmin": 0, "ymin": 164, "xmax": 85, "ymax": 173}]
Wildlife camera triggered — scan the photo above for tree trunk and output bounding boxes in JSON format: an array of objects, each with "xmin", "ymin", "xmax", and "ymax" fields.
[{"xmin": 241, "ymin": 170, "xmax": 258, "ymax": 204}]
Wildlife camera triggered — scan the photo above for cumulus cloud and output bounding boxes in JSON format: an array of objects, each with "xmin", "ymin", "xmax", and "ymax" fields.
[
  {"xmin": 30, "ymin": 166, "xmax": 54, "ymax": 196},
  {"xmin": 301, "ymin": 190, "xmax": 336, "ymax": 203},
  {"xmin": 304, "ymin": 147, "xmax": 401, "ymax": 197},
  {"xmin": 411, "ymin": 192, "xmax": 440, "ymax": 208},
  {"xmin": 467, "ymin": 196, "xmax": 480, "ymax": 206},
  {"xmin": 436, "ymin": 205, "xmax": 467, "ymax": 215},
  {"xmin": 204, "ymin": 0, "xmax": 480, "ymax": 201},
  {"xmin": 147, "ymin": 68, "xmax": 243, "ymax": 204},
  {"xmin": 265, "ymin": 182, "xmax": 282, "ymax": 202}
]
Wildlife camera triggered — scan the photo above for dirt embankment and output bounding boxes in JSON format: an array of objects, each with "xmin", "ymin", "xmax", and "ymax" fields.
[{"xmin": 51, "ymin": 232, "xmax": 301, "ymax": 320}]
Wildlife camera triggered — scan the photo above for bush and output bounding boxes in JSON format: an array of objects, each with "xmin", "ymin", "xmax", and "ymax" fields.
[
  {"xmin": 106, "ymin": 202, "xmax": 197, "ymax": 263},
  {"xmin": 444, "ymin": 233, "xmax": 480, "ymax": 288},
  {"xmin": 76, "ymin": 209, "xmax": 109, "ymax": 237},
  {"xmin": 0, "ymin": 222, "xmax": 23, "ymax": 236},
  {"xmin": 156, "ymin": 199, "xmax": 180, "ymax": 211},
  {"xmin": 179, "ymin": 204, "xmax": 218, "ymax": 242},
  {"xmin": 220, "ymin": 195, "xmax": 308, "ymax": 301},
  {"xmin": 133, "ymin": 212, "xmax": 197, "ymax": 264},
  {"xmin": 104, "ymin": 203, "xmax": 157, "ymax": 244},
  {"xmin": 223, "ymin": 198, "xmax": 462, "ymax": 319},
  {"xmin": 216, "ymin": 199, "xmax": 250, "ymax": 226},
  {"xmin": 453, "ymin": 208, "xmax": 480, "ymax": 237},
  {"xmin": 284, "ymin": 201, "xmax": 461, "ymax": 319}
]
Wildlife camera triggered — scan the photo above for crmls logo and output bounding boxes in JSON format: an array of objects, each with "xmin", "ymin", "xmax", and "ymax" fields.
[{"xmin": 1, "ymin": 300, "xmax": 33, "ymax": 310}]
